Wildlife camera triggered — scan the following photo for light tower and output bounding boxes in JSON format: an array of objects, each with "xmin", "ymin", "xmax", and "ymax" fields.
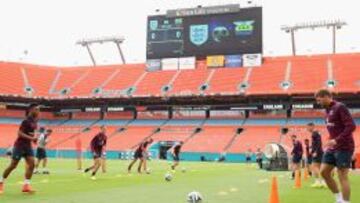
[
  {"xmin": 76, "ymin": 36, "xmax": 126, "ymax": 66},
  {"xmin": 281, "ymin": 20, "xmax": 347, "ymax": 56}
]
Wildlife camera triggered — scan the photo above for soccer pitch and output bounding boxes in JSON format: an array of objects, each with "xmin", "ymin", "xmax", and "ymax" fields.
[{"xmin": 0, "ymin": 158, "xmax": 360, "ymax": 203}]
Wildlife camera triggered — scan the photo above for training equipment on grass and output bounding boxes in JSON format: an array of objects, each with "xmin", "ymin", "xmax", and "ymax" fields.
[
  {"xmin": 269, "ymin": 176, "xmax": 280, "ymax": 203},
  {"xmin": 294, "ymin": 170, "xmax": 301, "ymax": 189},
  {"xmin": 303, "ymin": 168, "xmax": 309, "ymax": 181},
  {"xmin": 187, "ymin": 191, "xmax": 203, "ymax": 203},
  {"xmin": 165, "ymin": 173, "xmax": 172, "ymax": 182}
]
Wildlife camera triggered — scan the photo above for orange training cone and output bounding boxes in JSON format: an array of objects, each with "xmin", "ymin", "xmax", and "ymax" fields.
[
  {"xmin": 303, "ymin": 168, "xmax": 309, "ymax": 181},
  {"xmin": 294, "ymin": 170, "xmax": 302, "ymax": 189},
  {"xmin": 269, "ymin": 176, "xmax": 280, "ymax": 203}
]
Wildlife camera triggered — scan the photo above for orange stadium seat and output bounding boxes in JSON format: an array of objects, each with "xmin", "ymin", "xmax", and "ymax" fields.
[
  {"xmin": 168, "ymin": 69, "xmax": 211, "ymax": 96},
  {"xmin": 25, "ymin": 65, "xmax": 57, "ymax": 97},
  {"xmin": 52, "ymin": 67, "xmax": 88, "ymax": 96},
  {"xmin": 102, "ymin": 64, "xmax": 145, "ymax": 96},
  {"xmin": 182, "ymin": 126, "xmax": 236, "ymax": 153},
  {"xmin": 0, "ymin": 62, "xmax": 26, "ymax": 96},
  {"xmin": 134, "ymin": 70, "xmax": 177, "ymax": 97},
  {"xmin": 69, "ymin": 66, "xmax": 118, "ymax": 97},
  {"xmin": 0, "ymin": 124, "xmax": 19, "ymax": 148},
  {"xmin": 104, "ymin": 112, "xmax": 134, "ymax": 120},
  {"xmin": 246, "ymin": 58, "xmax": 288, "ymax": 95},
  {"xmin": 288, "ymin": 56, "xmax": 328, "ymax": 94},
  {"xmin": 0, "ymin": 54, "xmax": 359, "ymax": 98},
  {"xmin": 332, "ymin": 54, "xmax": 360, "ymax": 93},
  {"xmin": 152, "ymin": 126, "xmax": 195, "ymax": 142},
  {"xmin": 291, "ymin": 109, "xmax": 324, "ymax": 118},
  {"xmin": 106, "ymin": 126, "xmax": 155, "ymax": 151},
  {"xmin": 0, "ymin": 109, "xmax": 25, "ymax": 118},
  {"xmin": 72, "ymin": 112, "xmax": 100, "ymax": 120},
  {"xmin": 227, "ymin": 126, "xmax": 281, "ymax": 153},
  {"xmin": 205, "ymin": 68, "xmax": 247, "ymax": 95}
]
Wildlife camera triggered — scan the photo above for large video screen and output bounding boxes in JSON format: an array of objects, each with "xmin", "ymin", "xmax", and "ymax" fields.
[
  {"xmin": 146, "ymin": 7, "xmax": 262, "ymax": 59},
  {"xmin": 146, "ymin": 16, "xmax": 185, "ymax": 59}
]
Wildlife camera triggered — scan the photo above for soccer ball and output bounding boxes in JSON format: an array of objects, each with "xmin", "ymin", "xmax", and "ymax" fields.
[
  {"xmin": 187, "ymin": 191, "xmax": 203, "ymax": 203},
  {"xmin": 146, "ymin": 168, "xmax": 151, "ymax": 174},
  {"xmin": 165, "ymin": 173, "xmax": 172, "ymax": 182},
  {"xmin": 181, "ymin": 167, "xmax": 186, "ymax": 173}
]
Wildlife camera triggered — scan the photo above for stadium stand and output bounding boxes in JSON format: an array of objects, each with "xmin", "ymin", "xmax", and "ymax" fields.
[
  {"xmin": 0, "ymin": 53, "xmax": 359, "ymax": 162},
  {"xmin": 0, "ymin": 53, "xmax": 360, "ymax": 98},
  {"xmin": 182, "ymin": 126, "xmax": 237, "ymax": 153}
]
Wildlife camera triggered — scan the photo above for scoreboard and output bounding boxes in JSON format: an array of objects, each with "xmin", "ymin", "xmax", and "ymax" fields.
[
  {"xmin": 147, "ymin": 16, "xmax": 185, "ymax": 59},
  {"xmin": 146, "ymin": 7, "xmax": 262, "ymax": 59}
]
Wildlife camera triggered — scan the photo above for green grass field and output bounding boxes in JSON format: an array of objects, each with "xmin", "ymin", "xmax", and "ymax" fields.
[{"xmin": 0, "ymin": 158, "xmax": 359, "ymax": 203}]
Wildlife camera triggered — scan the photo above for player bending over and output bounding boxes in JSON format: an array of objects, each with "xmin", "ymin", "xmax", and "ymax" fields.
[
  {"xmin": 128, "ymin": 138, "xmax": 153, "ymax": 174},
  {"xmin": 84, "ymin": 126, "xmax": 107, "ymax": 180}
]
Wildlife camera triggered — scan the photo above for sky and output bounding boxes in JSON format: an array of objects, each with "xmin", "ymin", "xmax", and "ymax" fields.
[{"xmin": 0, "ymin": 0, "xmax": 359, "ymax": 66}]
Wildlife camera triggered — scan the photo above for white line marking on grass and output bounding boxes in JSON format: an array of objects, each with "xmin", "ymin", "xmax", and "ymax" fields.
[
  {"xmin": 258, "ymin": 179, "xmax": 269, "ymax": 184},
  {"xmin": 40, "ymin": 179, "xmax": 49, "ymax": 183},
  {"xmin": 229, "ymin": 187, "xmax": 238, "ymax": 192},
  {"xmin": 218, "ymin": 191, "xmax": 228, "ymax": 196}
]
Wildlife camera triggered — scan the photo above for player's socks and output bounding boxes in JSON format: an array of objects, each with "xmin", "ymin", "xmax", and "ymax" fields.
[
  {"xmin": 334, "ymin": 193, "xmax": 343, "ymax": 203},
  {"xmin": 342, "ymin": 201, "xmax": 349, "ymax": 203},
  {"xmin": 0, "ymin": 177, "xmax": 4, "ymax": 183},
  {"xmin": 291, "ymin": 171, "xmax": 295, "ymax": 179},
  {"xmin": 0, "ymin": 182, "xmax": 4, "ymax": 194}
]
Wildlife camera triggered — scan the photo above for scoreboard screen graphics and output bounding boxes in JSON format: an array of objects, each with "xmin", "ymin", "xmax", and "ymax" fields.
[
  {"xmin": 147, "ymin": 16, "xmax": 185, "ymax": 59},
  {"xmin": 146, "ymin": 7, "xmax": 262, "ymax": 59}
]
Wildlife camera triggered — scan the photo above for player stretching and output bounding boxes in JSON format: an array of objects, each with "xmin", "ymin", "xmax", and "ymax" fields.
[
  {"xmin": 316, "ymin": 89, "xmax": 356, "ymax": 203},
  {"xmin": 34, "ymin": 128, "xmax": 52, "ymax": 174},
  {"xmin": 128, "ymin": 138, "xmax": 153, "ymax": 174},
  {"xmin": 171, "ymin": 141, "xmax": 183, "ymax": 171},
  {"xmin": 0, "ymin": 103, "xmax": 40, "ymax": 194},
  {"xmin": 291, "ymin": 134, "xmax": 303, "ymax": 180},
  {"xmin": 84, "ymin": 126, "xmax": 107, "ymax": 180},
  {"xmin": 307, "ymin": 122, "xmax": 326, "ymax": 188}
]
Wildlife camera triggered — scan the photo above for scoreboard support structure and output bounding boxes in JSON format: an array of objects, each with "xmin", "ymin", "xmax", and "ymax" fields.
[{"xmin": 76, "ymin": 36, "xmax": 127, "ymax": 66}]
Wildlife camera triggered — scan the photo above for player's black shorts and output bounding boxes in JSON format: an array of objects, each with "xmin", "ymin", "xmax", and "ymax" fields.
[
  {"xmin": 322, "ymin": 151, "xmax": 353, "ymax": 168},
  {"xmin": 246, "ymin": 157, "xmax": 251, "ymax": 162},
  {"xmin": 36, "ymin": 148, "xmax": 47, "ymax": 159},
  {"xmin": 12, "ymin": 147, "xmax": 34, "ymax": 160},
  {"xmin": 173, "ymin": 154, "xmax": 180, "ymax": 161},
  {"xmin": 306, "ymin": 156, "xmax": 313, "ymax": 165},
  {"xmin": 92, "ymin": 151, "xmax": 103, "ymax": 159},
  {"xmin": 292, "ymin": 155, "xmax": 302, "ymax": 164},
  {"xmin": 134, "ymin": 150, "xmax": 143, "ymax": 159},
  {"xmin": 312, "ymin": 152, "xmax": 323, "ymax": 163},
  {"xmin": 6, "ymin": 151, "xmax": 12, "ymax": 156}
]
